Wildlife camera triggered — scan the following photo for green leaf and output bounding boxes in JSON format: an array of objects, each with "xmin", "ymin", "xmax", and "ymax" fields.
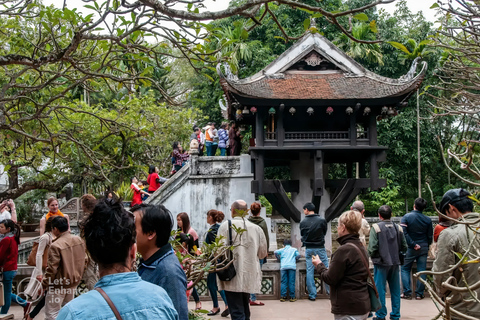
[
  {"xmin": 203, "ymin": 74, "xmax": 215, "ymax": 82},
  {"xmin": 387, "ymin": 41, "xmax": 411, "ymax": 54},
  {"xmin": 369, "ymin": 20, "xmax": 378, "ymax": 33},
  {"xmin": 430, "ymin": 3, "xmax": 440, "ymax": 9},
  {"xmin": 353, "ymin": 13, "xmax": 369, "ymax": 21},
  {"xmin": 303, "ymin": 18, "xmax": 310, "ymax": 31}
]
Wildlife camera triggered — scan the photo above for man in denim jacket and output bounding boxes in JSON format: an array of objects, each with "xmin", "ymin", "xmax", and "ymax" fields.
[{"xmin": 133, "ymin": 204, "xmax": 189, "ymax": 320}]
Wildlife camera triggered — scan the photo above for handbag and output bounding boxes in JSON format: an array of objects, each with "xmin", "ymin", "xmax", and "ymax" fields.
[
  {"xmin": 216, "ymin": 220, "xmax": 237, "ymax": 281},
  {"xmin": 27, "ymin": 238, "xmax": 50, "ymax": 270},
  {"xmin": 346, "ymin": 243, "xmax": 382, "ymax": 312}
]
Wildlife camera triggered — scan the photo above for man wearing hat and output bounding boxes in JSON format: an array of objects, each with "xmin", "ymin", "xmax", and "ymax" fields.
[{"xmin": 432, "ymin": 188, "xmax": 480, "ymax": 319}]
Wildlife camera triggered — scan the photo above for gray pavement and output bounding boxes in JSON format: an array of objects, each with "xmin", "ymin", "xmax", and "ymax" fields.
[{"xmin": 6, "ymin": 297, "xmax": 440, "ymax": 319}]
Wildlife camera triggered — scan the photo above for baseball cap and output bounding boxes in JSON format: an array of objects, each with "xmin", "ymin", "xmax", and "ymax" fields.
[{"xmin": 439, "ymin": 188, "xmax": 471, "ymax": 214}]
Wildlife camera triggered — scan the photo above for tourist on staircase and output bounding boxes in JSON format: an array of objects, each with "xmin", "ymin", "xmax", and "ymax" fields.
[
  {"xmin": 130, "ymin": 177, "xmax": 150, "ymax": 207},
  {"xmin": 205, "ymin": 209, "xmax": 229, "ymax": 316},
  {"xmin": 147, "ymin": 165, "xmax": 167, "ymax": 196},
  {"xmin": 172, "ymin": 142, "xmax": 190, "ymax": 174}
]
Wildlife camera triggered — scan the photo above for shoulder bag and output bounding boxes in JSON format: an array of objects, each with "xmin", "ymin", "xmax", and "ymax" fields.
[
  {"xmin": 95, "ymin": 287, "xmax": 122, "ymax": 320},
  {"xmin": 216, "ymin": 220, "xmax": 237, "ymax": 281},
  {"xmin": 27, "ymin": 235, "xmax": 51, "ymax": 270},
  {"xmin": 346, "ymin": 243, "xmax": 382, "ymax": 312}
]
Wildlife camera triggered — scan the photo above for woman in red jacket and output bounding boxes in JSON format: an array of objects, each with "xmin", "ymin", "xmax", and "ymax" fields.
[{"xmin": 0, "ymin": 219, "xmax": 27, "ymax": 314}]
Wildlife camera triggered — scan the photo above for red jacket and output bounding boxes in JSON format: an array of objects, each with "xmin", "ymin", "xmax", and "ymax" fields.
[{"xmin": 0, "ymin": 236, "xmax": 18, "ymax": 271}]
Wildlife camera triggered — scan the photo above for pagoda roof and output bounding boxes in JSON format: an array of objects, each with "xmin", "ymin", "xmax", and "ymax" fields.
[{"xmin": 218, "ymin": 32, "xmax": 426, "ymax": 104}]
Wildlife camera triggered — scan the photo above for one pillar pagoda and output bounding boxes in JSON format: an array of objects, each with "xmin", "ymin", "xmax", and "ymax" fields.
[{"xmin": 217, "ymin": 32, "xmax": 426, "ymax": 250}]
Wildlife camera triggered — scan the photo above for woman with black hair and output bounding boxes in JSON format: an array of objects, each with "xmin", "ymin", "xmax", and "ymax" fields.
[
  {"xmin": 56, "ymin": 200, "xmax": 178, "ymax": 320},
  {"xmin": 0, "ymin": 219, "xmax": 30, "ymax": 315},
  {"xmin": 147, "ymin": 166, "xmax": 167, "ymax": 195},
  {"xmin": 172, "ymin": 142, "xmax": 190, "ymax": 174}
]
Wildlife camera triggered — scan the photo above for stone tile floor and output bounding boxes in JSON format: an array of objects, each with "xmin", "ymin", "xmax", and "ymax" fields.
[{"xmin": 6, "ymin": 297, "xmax": 440, "ymax": 319}]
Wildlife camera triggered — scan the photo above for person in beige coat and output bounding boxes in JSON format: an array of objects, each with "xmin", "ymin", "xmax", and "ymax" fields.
[{"xmin": 217, "ymin": 200, "xmax": 267, "ymax": 320}]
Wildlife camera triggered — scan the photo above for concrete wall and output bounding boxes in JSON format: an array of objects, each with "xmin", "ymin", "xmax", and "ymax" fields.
[{"xmin": 147, "ymin": 154, "xmax": 258, "ymax": 243}]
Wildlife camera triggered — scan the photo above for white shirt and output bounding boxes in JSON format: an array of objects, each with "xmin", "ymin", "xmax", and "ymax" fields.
[{"xmin": 0, "ymin": 210, "xmax": 11, "ymax": 221}]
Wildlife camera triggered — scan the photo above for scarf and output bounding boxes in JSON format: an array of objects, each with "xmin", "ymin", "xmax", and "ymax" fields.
[{"xmin": 46, "ymin": 209, "xmax": 64, "ymax": 221}]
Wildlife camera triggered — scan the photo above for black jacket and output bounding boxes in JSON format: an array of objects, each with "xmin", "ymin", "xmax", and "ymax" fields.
[{"xmin": 300, "ymin": 214, "xmax": 328, "ymax": 248}]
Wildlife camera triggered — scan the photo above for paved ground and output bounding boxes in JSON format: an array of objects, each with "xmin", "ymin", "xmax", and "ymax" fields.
[{"xmin": 6, "ymin": 297, "xmax": 440, "ymax": 319}]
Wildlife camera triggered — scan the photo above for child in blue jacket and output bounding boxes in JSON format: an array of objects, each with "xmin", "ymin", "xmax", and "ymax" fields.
[{"xmin": 274, "ymin": 239, "xmax": 300, "ymax": 302}]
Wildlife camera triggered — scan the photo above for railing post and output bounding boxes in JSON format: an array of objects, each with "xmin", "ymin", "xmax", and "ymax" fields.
[
  {"xmin": 256, "ymin": 111, "xmax": 264, "ymax": 147},
  {"xmin": 278, "ymin": 104, "xmax": 285, "ymax": 147}
]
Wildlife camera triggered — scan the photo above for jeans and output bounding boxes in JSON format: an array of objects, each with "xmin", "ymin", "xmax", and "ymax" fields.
[
  {"xmin": 11, "ymin": 293, "xmax": 28, "ymax": 307},
  {"xmin": 192, "ymin": 287, "xmax": 200, "ymax": 303},
  {"xmin": 374, "ymin": 265, "xmax": 401, "ymax": 320},
  {"xmin": 206, "ymin": 141, "xmax": 213, "ymax": 156},
  {"xmin": 212, "ymin": 143, "xmax": 218, "ymax": 156},
  {"xmin": 250, "ymin": 259, "xmax": 264, "ymax": 301},
  {"xmin": 280, "ymin": 269, "xmax": 296, "ymax": 298},
  {"xmin": 305, "ymin": 248, "xmax": 329, "ymax": 298},
  {"xmin": 1, "ymin": 270, "xmax": 16, "ymax": 314},
  {"xmin": 207, "ymin": 273, "xmax": 227, "ymax": 308},
  {"xmin": 220, "ymin": 148, "xmax": 227, "ymax": 156},
  {"xmin": 224, "ymin": 291, "xmax": 250, "ymax": 320},
  {"xmin": 401, "ymin": 247, "xmax": 428, "ymax": 297}
]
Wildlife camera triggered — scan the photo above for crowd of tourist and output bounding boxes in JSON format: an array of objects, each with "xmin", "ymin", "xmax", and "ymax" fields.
[
  {"xmin": 0, "ymin": 187, "xmax": 479, "ymax": 320},
  {"xmin": 188, "ymin": 122, "xmax": 242, "ymax": 158}
]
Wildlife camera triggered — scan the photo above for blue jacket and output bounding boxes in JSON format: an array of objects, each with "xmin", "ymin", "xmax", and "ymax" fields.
[
  {"xmin": 274, "ymin": 245, "xmax": 300, "ymax": 270},
  {"xmin": 400, "ymin": 210, "xmax": 433, "ymax": 249},
  {"xmin": 57, "ymin": 272, "xmax": 178, "ymax": 320},
  {"xmin": 138, "ymin": 244, "xmax": 189, "ymax": 320}
]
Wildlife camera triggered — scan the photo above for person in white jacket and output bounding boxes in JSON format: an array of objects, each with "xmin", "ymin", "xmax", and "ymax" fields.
[
  {"xmin": 217, "ymin": 200, "xmax": 267, "ymax": 320},
  {"xmin": 351, "ymin": 200, "xmax": 370, "ymax": 247}
]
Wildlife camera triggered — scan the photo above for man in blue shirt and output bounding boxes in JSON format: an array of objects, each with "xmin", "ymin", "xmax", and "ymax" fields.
[
  {"xmin": 400, "ymin": 197, "xmax": 433, "ymax": 300},
  {"xmin": 133, "ymin": 204, "xmax": 189, "ymax": 320}
]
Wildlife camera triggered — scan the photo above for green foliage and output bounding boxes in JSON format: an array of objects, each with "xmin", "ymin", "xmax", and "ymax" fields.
[
  {"xmin": 15, "ymin": 189, "xmax": 48, "ymax": 223},
  {"xmin": 116, "ymin": 181, "xmax": 133, "ymax": 201}
]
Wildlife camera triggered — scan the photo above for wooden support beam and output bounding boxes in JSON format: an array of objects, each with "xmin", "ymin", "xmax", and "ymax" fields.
[
  {"xmin": 347, "ymin": 162, "xmax": 353, "ymax": 179},
  {"xmin": 264, "ymin": 180, "xmax": 301, "ymax": 222},
  {"xmin": 350, "ymin": 110, "xmax": 357, "ymax": 146},
  {"xmin": 256, "ymin": 111, "xmax": 264, "ymax": 147},
  {"xmin": 325, "ymin": 178, "xmax": 386, "ymax": 189},
  {"xmin": 263, "ymin": 180, "xmax": 300, "ymax": 193},
  {"xmin": 278, "ymin": 104, "xmax": 285, "ymax": 147},
  {"xmin": 359, "ymin": 161, "xmax": 366, "ymax": 178},
  {"xmin": 370, "ymin": 153, "xmax": 380, "ymax": 190},
  {"xmin": 369, "ymin": 113, "xmax": 378, "ymax": 146},
  {"xmin": 314, "ymin": 150, "xmax": 324, "ymax": 197},
  {"xmin": 325, "ymin": 179, "xmax": 363, "ymax": 222}
]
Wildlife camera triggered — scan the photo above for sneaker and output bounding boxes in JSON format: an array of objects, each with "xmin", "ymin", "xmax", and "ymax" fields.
[
  {"xmin": 280, "ymin": 297, "xmax": 287, "ymax": 302},
  {"xmin": 289, "ymin": 298, "xmax": 297, "ymax": 302},
  {"xmin": 372, "ymin": 317, "xmax": 385, "ymax": 320},
  {"xmin": 400, "ymin": 293, "xmax": 412, "ymax": 300},
  {"xmin": 416, "ymin": 294, "xmax": 425, "ymax": 300},
  {"xmin": 308, "ymin": 297, "xmax": 316, "ymax": 301}
]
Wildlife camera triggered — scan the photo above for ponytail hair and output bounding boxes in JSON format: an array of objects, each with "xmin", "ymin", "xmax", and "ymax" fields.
[{"xmin": 0, "ymin": 219, "xmax": 20, "ymax": 244}]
